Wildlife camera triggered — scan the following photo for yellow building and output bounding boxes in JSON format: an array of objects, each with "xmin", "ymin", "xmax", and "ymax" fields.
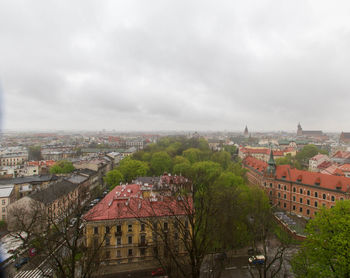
[{"xmin": 83, "ymin": 183, "xmax": 192, "ymax": 264}]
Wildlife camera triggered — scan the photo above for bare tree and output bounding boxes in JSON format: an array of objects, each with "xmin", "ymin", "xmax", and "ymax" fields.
[{"xmin": 127, "ymin": 188, "xmax": 220, "ymax": 278}]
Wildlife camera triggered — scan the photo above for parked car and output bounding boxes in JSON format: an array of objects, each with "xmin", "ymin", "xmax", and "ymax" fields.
[
  {"xmin": 248, "ymin": 255, "xmax": 265, "ymax": 265},
  {"xmin": 15, "ymin": 257, "xmax": 29, "ymax": 269},
  {"xmin": 152, "ymin": 267, "xmax": 165, "ymax": 276}
]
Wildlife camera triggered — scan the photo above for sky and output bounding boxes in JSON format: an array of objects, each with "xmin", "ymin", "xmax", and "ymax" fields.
[{"xmin": 1, "ymin": 0, "xmax": 350, "ymax": 132}]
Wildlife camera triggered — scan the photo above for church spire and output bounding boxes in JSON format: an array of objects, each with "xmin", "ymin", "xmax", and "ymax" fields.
[{"xmin": 266, "ymin": 149, "xmax": 276, "ymax": 176}]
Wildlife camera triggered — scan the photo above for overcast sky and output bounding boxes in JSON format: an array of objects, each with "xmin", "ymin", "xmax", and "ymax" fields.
[{"xmin": 1, "ymin": 0, "xmax": 350, "ymax": 132}]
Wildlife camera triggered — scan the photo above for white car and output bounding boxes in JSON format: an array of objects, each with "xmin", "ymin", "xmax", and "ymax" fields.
[{"xmin": 248, "ymin": 255, "xmax": 265, "ymax": 265}]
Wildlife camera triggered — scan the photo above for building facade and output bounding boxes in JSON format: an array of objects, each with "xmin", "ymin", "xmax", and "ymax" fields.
[
  {"xmin": 243, "ymin": 152, "xmax": 350, "ymax": 219},
  {"xmin": 83, "ymin": 183, "xmax": 192, "ymax": 265}
]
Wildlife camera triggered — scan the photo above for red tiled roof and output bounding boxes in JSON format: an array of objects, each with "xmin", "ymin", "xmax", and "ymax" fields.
[
  {"xmin": 276, "ymin": 165, "xmax": 350, "ymax": 192},
  {"xmin": 317, "ymin": 161, "xmax": 332, "ymax": 170},
  {"xmin": 27, "ymin": 160, "xmax": 56, "ymax": 166},
  {"xmin": 240, "ymin": 148, "xmax": 284, "ymax": 156},
  {"xmin": 310, "ymin": 154, "xmax": 327, "ymax": 161},
  {"xmin": 339, "ymin": 164, "xmax": 350, "ymax": 172},
  {"xmin": 83, "ymin": 184, "xmax": 192, "ymax": 221},
  {"xmin": 332, "ymin": 151, "xmax": 350, "ymax": 159},
  {"xmin": 243, "ymin": 156, "xmax": 268, "ymax": 173}
]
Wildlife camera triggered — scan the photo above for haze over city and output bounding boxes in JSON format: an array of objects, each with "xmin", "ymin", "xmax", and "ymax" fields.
[{"xmin": 1, "ymin": 0, "xmax": 350, "ymax": 132}]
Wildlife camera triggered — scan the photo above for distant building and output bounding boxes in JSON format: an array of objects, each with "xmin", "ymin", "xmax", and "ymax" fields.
[
  {"xmin": 339, "ymin": 132, "xmax": 350, "ymax": 144},
  {"xmin": 309, "ymin": 154, "xmax": 329, "ymax": 172},
  {"xmin": 297, "ymin": 123, "xmax": 325, "ymax": 140},
  {"xmin": 244, "ymin": 126, "xmax": 249, "ymax": 137}
]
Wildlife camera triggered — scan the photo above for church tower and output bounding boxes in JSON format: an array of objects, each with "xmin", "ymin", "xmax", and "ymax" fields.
[
  {"xmin": 266, "ymin": 149, "xmax": 276, "ymax": 176},
  {"xmin": 297, "ymin": 122, "xmax": 303, "ymax": 136},
  {"xmin": 244, "ymin": 126, "xmax": 249, "ymax": 137}
]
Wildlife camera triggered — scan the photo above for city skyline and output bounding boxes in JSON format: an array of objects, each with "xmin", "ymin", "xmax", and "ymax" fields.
[{"xmin": 1, "ymin": 1, "xmax": 350, "ymax": 132}]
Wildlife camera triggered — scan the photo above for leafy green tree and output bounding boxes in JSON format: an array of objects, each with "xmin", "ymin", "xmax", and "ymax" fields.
[
  {"xmin": 227, "ymin": 162, "xmax": 248, "ymax": 179},
  {"xmin": 173, "ymin": 156, "xmax": 190, "ymax": 165},
  {"xmin": 28, "ymin": 145, "xmax": 42, "ymax": 161},
  {"xmin": 183, "ymin": 148, "xmax": 202, "ymax": 164},
  {"xmin": 211, "ymin": 151, "xmax": 231, "ymax": 169},
  {"xmin": 190, "ymin": 161, "xmax": 222, "ymax": 189},
  {"xmin": 49, "ymin": 160, "xmax": 75, "ymax": 174},
  {"xmin": 276, "ymin": 154, "xmax": 302, "ymax": 169},
  {"xmin": 173, "ymin": 162, "xmax": 191, "ymax": 177},
  {"xmin": 223, "ymin": 145, "xmax": 237, "ymax": 156},
  {"xmin": 292, "ymin": 201, "xmax": 350, "ymax": 278},
  {"xmin": 295, "ymin": 144, "xmax": 327, "ymax": 168},
  {"xmin": 150, "ymin": 151, "xmax": 172, "ymax": 175},
  {"xmin": 118, "ymin": 157, "xmax": 149, "ymax": 182},
  {"xmin": 104, "ymin": 169, "xmax": 124, "ymax": 190}
]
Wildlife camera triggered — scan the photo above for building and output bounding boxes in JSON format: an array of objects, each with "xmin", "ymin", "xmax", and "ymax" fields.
[
  {"xmin": 0, "ymin": 152, "xmax": 28, "ymax": 166},
  {"xmin": 244, "ymin": 126, "xmax": 249, "ymax": 137},
  {"xmin": 339, "ymin": 132, "xmax": 350, "ymax": 144},
  {"xmin": 308, "ymin": 154, "xmax": 329, "ymax": 172},
  {"xmin": 83, "ymin": 183, "xmax": 192, "ymax": 265},
  {"xmin": 239, "ymin": 147, "xmax": 285, "ymax": 162},
  {"xmin": 297, "ymin": 123, "xmax": 326, "ymax": 140},
  {"xmin": 243, "ymin": 152, "xmax": 350, "ymax": 219},
  {"xmin": 0, "ymin": 185, "xmax": 15, "ymax": 221},
  {"xmin": 331, "ymin": 151, "xmax": 350, "ymax": 165}
]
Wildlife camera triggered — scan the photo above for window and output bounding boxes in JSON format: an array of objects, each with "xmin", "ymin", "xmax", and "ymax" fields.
[
  {"xmin": 278, "ymin": 184, "xmax": 281, "ymax": 189},
  {"xmin": 128, "ymin": 224, "xmax": 132, "ymax": 232},
  {"xmin": 106, "ymin": 226, "xmax": 110, "ymax": 234},
  {"xmin": 307, "ymin": 209, "xmax": 310, "ymax": 215},
  {"xmin": 283, "ymin": 194, "xmax": 286, "ymax": 199},
  {"xmin": 315, "ymin": 192, "xmax": 318, "ymax": 198},
  {"xmin": 300, "ymin": 198, "xmax": 303, "ymax": 204},
  {"xmin": 283, "ymin": 203, "xmax": 286, "ymax": 208},
  {"xmin": 2, "ymin": 208, "xmax": 5, "ymax": 213},
  {"xmin": 293, "ymin": 187, "xmax": 296, "ymax": 193},
  {"xmin": 299, "ymin": 207, "xmax": 303, "ymax": 213},
  {"xmin": 105, "ymin": 237, "xmax": 110, "ymax": 246},
  {"xmin": 331, "ymin": 196, "xmax": 335, "ymax": 202},
  {"xmin": 93, "ymin": 238, "xmax": 99, "ymax": 248},
  {"xmin": 94, "ymin": 227, "xmax": 98, "ymax": 235},
  {"xmin": 322, "ymin": 194, "xmax": 326, "ymax": 200},
  {"xmin": 270, "ymin": 191, "xmax": 272, "ymax": 196},
  {"xmin": 140, "ymin": 248, "xmax": 145, "ymax": 256},
  {"xmin": 140, "ymin": 234, "xmax": 146, "ymax": 245},
  {"xmin": 140, "ymin": 223, "xmax": 145, "ymax": 232},
  {"xmin": 264, "ymin": 182, "xmax": 266, "ymax": 187},
  {"xmin": 278, "ymin": 192, "xmax": 281, "ymax": 198},
  {"xmin": 292, "ymin": 205, "xmax": 296, "ymax": 210},
  {"xmin": 270, "ymin": 183, "xmax": 273, "ymax": 188},
  {"xmin": 340, "ymin": 197, "xmax": 344, "ymax": 201},
  {"xmin": 128, "ymin": 236, "xmax": 133, "ymax": 244},
  {"xmin": 307, "ymin": 199, "xmax": 310, "ymax": 205},
  {"xmin": 128, "ymin": 249, "xmax": 133, "ymax": 256},
  {"xmin": 293, "ymin": 196, "xmax": 296, "ymax": 202},
  {"xmin": 307, "ymin": 190, "xmax": 310, "ymax": 196},
  {"xmin": 299, "ymin": 188, "xmax": 303, "ymax": 194},
  {"xmin": 116, "ymin": 250, "xmax": 121, "ymax": 257},
  {"xmin": 315, "ymin": 201, "xmax": 318, "ymax": 207},
  {"xmin": 1, "ymin": 200, "xmax": 5, "ymax": 205},
  {"xmin": 116, "ymin": 237, "xmax": 121, "ymax": 246},
  {"xmin": 284, "ymin": 185, "xmax": 287, "ymax": 190},
  {"xmin": 116, "ymin": 224, "xmax": 121, "ymax": 233}
]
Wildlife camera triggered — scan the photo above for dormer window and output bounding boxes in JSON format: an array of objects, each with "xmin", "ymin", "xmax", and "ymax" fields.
[{"xmin": 315, "ymin": 177, "xmax": 321, "ymax": 186}]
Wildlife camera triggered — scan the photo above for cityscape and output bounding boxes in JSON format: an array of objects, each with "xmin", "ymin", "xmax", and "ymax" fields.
[{"xmin": 2, "ymin": 1, "xmax": 350, "ymax": 277}]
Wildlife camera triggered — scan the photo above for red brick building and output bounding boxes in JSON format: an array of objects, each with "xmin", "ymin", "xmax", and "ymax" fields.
[{"xmin": 243, "ymin": 151, "xmax": 350, "ymax": 219}]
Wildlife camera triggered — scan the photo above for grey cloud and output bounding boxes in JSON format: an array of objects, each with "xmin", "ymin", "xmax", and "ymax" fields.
[{"xmin": 1, "ymin": 0, "xmax": 350, "ymax": 131}]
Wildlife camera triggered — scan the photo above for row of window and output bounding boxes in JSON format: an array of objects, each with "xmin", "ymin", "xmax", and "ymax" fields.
[{"xmin": 94, "ymin": 220, "xmax": 189, "ymax": 235}]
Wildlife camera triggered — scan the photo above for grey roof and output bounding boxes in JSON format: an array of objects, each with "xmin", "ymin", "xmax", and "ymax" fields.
[
  {"xmin": 0, "ymin": 185, "xmax": 14, "ymax": 198},
  {"xmin": 132, "ymin": 176, "xmax": 160, "ymax": 185},
  {"xmin": 30, "ymin": 180, "xmax": 77, "ymax": 204},
  {"xmin": 0, "ymin": 175, "xmax": 58, "ymax": 185},
  {"xmin": 76, "ymin": 168, "xmax": 97, "ymax": 176},
  {"xmin": 66, "ymin": 174, "xmax": 88, "ymax": 184}
]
